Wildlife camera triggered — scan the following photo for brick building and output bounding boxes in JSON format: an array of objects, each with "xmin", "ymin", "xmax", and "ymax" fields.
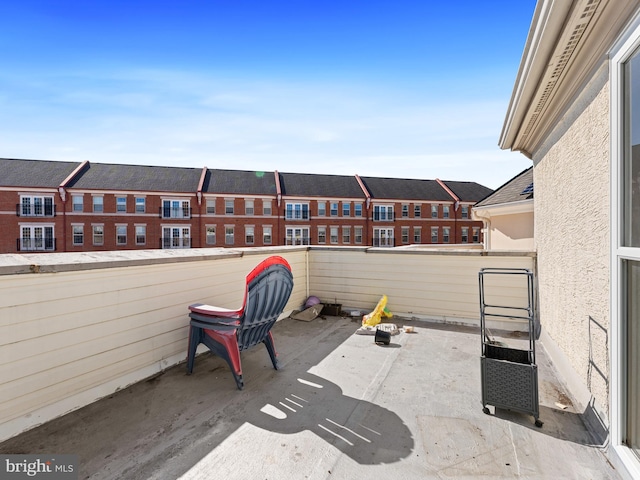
[{"xmin": 0, "ymin": 158, "xmax": 491, "ymax": 253}]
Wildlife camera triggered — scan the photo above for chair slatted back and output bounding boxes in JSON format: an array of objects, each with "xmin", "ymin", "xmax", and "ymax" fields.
[{"xmin": 237, "ymin": 261, "xmax": 293, "ymax": 351}]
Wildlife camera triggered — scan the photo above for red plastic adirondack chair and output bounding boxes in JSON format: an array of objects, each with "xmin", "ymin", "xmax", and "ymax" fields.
[{"xmin": 186, "ymin": 256, "xmax": 294, "ymax": 389}]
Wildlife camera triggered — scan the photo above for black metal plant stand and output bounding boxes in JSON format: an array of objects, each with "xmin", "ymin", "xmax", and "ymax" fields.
[{"xmin": 479, "ymin": 268, "xmax": 542, "ymax": 428}]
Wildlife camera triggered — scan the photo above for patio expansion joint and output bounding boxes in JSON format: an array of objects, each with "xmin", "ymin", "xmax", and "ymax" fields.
[{"xmin": 507, "ymin": 422, "xmax": 522, "ymax": 476}]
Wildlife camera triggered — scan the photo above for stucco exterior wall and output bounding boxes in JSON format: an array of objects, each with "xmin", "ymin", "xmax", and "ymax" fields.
[
  {"xmin": 534, "ymin": 75, "xmax": 610, "ymax": 417},
  {"xmin": 490, "ymin": 212, "xmax": 534, "ymax": 251}
]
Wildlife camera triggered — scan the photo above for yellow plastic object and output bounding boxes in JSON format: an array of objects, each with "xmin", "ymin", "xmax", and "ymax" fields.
[{"xmin": 362, "ymin": 295, "xmax": 393, "ymax": 327}]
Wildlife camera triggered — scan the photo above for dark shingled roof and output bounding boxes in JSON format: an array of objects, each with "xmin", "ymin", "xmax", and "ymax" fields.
[
  {"xmin": 203, "ymin": 169, "xmax": 277, "ymax": 195},
  {"xmin": 440, "ymin": 180, "xmax": 494, "ymax": 202},
  {"xmin": 0, "ymin": 158, "xmax": 81, "ymax": 188},
  {"xmin": 0, "ymin": 158, "xmax": 499, "ymax": 204},
  {"xmin": 278, "ymin": 172, "xmax": 364, "ymax": 198},
  {"xmin": 359, "ymin": 176, "xmax": 452, "ymax": 201},
  {"xmin": 67, "ymin": 162, "xmax": 202, "ymax": 193},
  {"xmin": 475, "ymin": 167, "xmax": 533, "ymax": 207}
]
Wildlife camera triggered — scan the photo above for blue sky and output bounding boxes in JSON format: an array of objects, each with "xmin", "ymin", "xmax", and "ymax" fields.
[{"xmin": 0, "ymin": 1, "xmax": 535, "ymax": 189}]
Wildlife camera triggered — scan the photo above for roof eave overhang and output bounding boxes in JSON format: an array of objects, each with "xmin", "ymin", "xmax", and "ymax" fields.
[
  {"xmin": 473, "ymin": 199, "xmax": 534, "ymax": 219},
  {"xmin": 500, "ymin": 0, "xmax": 639, "ymax": 156}
]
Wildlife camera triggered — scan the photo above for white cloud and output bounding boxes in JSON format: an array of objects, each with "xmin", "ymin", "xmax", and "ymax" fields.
[{"xmin": 0, "ymin": 68, "xmax": 529, "ymax": 188}]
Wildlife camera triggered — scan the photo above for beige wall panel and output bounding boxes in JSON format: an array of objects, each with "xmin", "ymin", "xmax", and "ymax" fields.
[
  {"xmin": 0, "ymin": 316, "xmax": 186, "ymax": 384},
  {"xmin": 534, "ymin": 79, "xmax": 610, "ymax": 416},
  {"xmin": 0, "ymin": 339, "xmax": 183, "ymax": 424},
  {"xmin": 490, "ymin": 212, "xmax": 534, "ymax": 250},
  {"xmin": 0, "ymin": 249, "xmax": 307, "ymax": 440},
  {"xmin": 309, "ymin": 249, "xmax": 534, "ymax": 322}
]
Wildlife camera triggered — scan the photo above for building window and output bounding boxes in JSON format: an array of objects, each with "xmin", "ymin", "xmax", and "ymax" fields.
[
  {"xmin": 615, "ymin": 36, "xmax": 640, "ymax": 461},
  {"xmin": 373, "ymin": 205, "xmax": 393, "ymax": 221},
  {"xmin": 245, "ymin": 226, "xmax": 255, "ymax": 244},
  {"xmin": 402, "ymin": 204, "xmax": 409, "ymax": 217},
  {"xmin": 355, "ymin": 226, "xmax": 363, "ymax": 244},
  {"xmin": 225, "ymin": 199, "xmax": 234, "ymax": 215},
  {"xmin": 443, "ymin": 227, "xmax": 450, "ymax": 243},
  {"xmin": 461, "ymin": 227, "xmax": 469, "ymax": 243},
  {"xmin": 72, "ymin": 195, "xmax": 83, "ymax": 212},
  {"xmin": 206, "ymin": 226, "xmax": 216, "ymax": 245},
  {"xmin": 286, "ymin": 227, "xmax": 310, "ymax": 245},
  {"xmin": 401, "ymin": 226, "xmax": 409, "ymax": 244},
  {"xmin": 431, "ymin": 204, "xmax": 438, "ymax": 218},
  {"xmin": 342, "ymin": 226, "xmax": 351, "ymax": 244},
  {"xmin": 116, "ymin": 225, "xmax": 127, "ymax": 245},
  {"xmin": 318, "ymin": 202, "xmax": 326, "ymax": 216},
  {"xmin": 163, "ymin": 227, "xmax": 190, "ymax": 249},
  {"xmin": 414, "ymin": 204, "xmax": 421, "ymax": 218},
  {"xmin": 245, "ymin": 200, "xmax": 254, "ymax": 215},
  {"xmin": 330, "ymin": 202, "xmax": 339, "ymax": 216},
  {"xmin": 135, "ymin": 225, "xmax": 146, "ymax": 245},
  {"xmin": 263, "ymin": 226, "xmax": 272, "ymax": 245},
  {"xmin": 263, "ymin": 200, "xmax": 272, "ymax": 216},
  {"xmin": 473, "ymin": 227, "xmax": 480, "ymax": 243},
  {"xmin": 285, "ymin": 203, "xmax": 309, "ymax": 220},
  {"xmin": 355, "ymin": 204, "xmax": 363, "ymax": 217},
  {"xmin": 206, "ymin": 199, "xmax": 216, "ymax": 214},
  {"xmin": 20, "ymin": 225, "xmax": 54, "ymax": 251},
  {"xmin": 318, "ymin": 226, "xmax": 326, "ymax": 244},
  {"xmin": 93, "ymin": 196, "xmax": 103, "ymax": 213},
  {"xmin": 136, "ymin": 197, "xmax": 145, "ymax": 213},
  {"xmin": 373, "ymin": 228, "xmax": 394, "ymax": 247},
  {"xmin": 93, "ymin": 225, "xmax": 104, "ymax": 245},
  {"xmin": 414, "ymin": 227, "xmax": 421, "ymax": 243},
  {"xmin": 72, "ymin": 225, "xmax": 83, "ymax": 245},
  {"xmin": 626, "ymin": 261, "xmax": 640, "ymax": 458},
  {"xmin": 343, "ymin": 203, "xmax": 350, "ymax": 217},
  {"xmin": 443, "ymin": 205, "xmax": 450, "ymax": 219},
  {"xmin": 116, "ymin": 197, "xmax": 127, "ymax": 213},
  {"xmin": 461, "ymin": 205, "xmax": 469, "ymax": 219},
  {"xmin": 162, "ymin": 199, "xmax": 190, "ymax": 219},
  {"xmin": 431, "ymin": 227, "xmax": 438, "ymax": 243},
  {"xmin": 225, "ymin": 226, "xmax": 234, "ymax": 245},
  {"xmin": 20, "ymin": 196, "xmax": 54, "ymax": 217},
  {"xmin": 330, "ymin": 227, "xmax": 339, "ymax": 244}
]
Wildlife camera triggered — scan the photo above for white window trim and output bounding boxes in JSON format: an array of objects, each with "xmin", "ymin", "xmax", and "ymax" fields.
[
  {"xmin": 92, "ymin": 224, "xmax": 104, "ymax": 245},
  {"xmin": 135, "ymin": 196, "xmax": 146, "ymax": 214},
  {"xmin": 245, "ymin": 225, "xmax": 255, "ymax": 244},
  {"xmin": 225, "ymin": 225, "xmax": 234, "ymax": 245},
  {"xmin": 245, "ymin": 199, "xmax": 254, "ymax": 216},
  {"xmin": 72, "ymin": 224, "xmax": 84, "ymax": 245},
  {"xmin": 285, "ymin": 202, "xmax": 310, "ymax": 220},
  {"xmin": 206, "ymin": 198, "xmax": 216, "ymax": 215},
  {"xmin": 19, "ymin": 224, "xmax": 55, "ymax": 251},
  {"xmin": 285, "ymin": 226, "xmax": 310, "ymax": 245},
  {"xmin": 318, "ymin": 226, "xmax": 327, "ymax": 244},
  {"xmin": 162, "ymin": 225, "xmax": 191, "ymax": 249},
  {"xmin": 134, "ymin": 224, "xmax": 146, "ymax": 245},
  {"xmin": 116, "ymin": 196, "xmax": 127, "ymax": 213},
  {"xmin": 205, "ymin": 225, "xmax": 216, "ymax": 245},
  {"xmin": 263, "ymin": 225, "xmax": 272, "ymax": 245},
  {"xmin": 610, "ymin": 15, "xmax": 640, "ymax": 477},
  {"xmin": 225, "ymin": 198, "xmax": 235, "ymax": 215},
  {"xmin": 92, "ymin": 195, "xmax": 104, "ymax": 213},
  {"xmin": 162, "ymin": 198, "xmax": 190, "ymax": 219},
  {"xmin": 72, "ymin": 195, "xmax": 84, "ymax": 212},
  {"xmin": 115, "ymin": 224, "xmax": 127, "ymax": 245}
]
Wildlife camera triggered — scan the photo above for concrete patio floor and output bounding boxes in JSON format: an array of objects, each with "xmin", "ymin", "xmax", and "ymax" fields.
[{"xmin": 0, "ymin": 316, "xmax": 623, "ymax": 479}]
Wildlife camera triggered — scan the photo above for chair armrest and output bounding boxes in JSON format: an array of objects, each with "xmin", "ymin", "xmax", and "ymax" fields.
[{"xmin": 189, "ymin": 303, "xmax": 242, "ymax": 318}]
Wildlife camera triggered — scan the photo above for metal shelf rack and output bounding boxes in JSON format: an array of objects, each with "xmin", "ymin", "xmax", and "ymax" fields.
[{"xmin": 479, "ymin": 267, "xmax": 542, "ymax": 428}]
